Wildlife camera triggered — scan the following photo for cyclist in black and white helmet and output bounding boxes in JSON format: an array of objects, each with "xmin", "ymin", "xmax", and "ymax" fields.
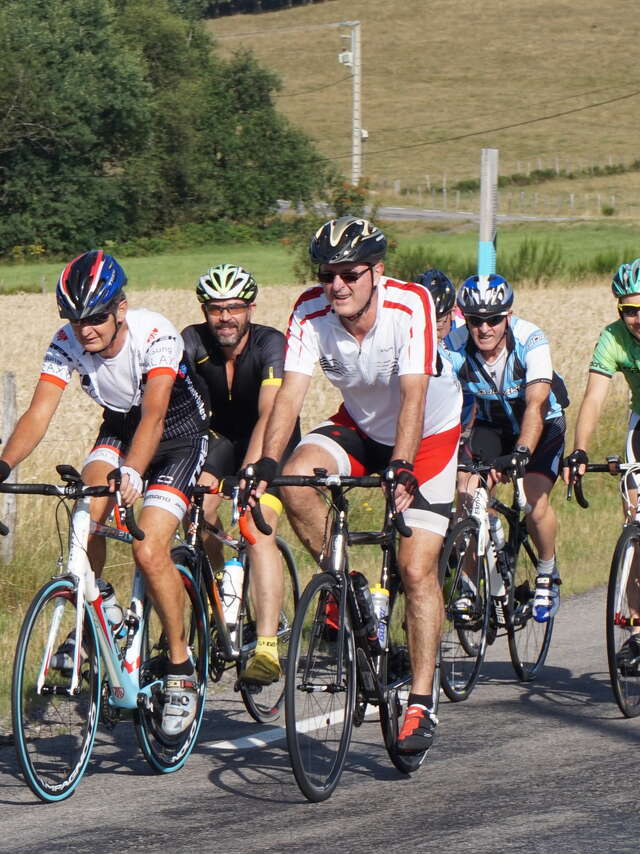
[
  {"xmin": 244, "ymin": 216, "xmax": 464, "ymax": 757},
  {"xmin": 182, "ymin": 263, "xmax": 300, "ymax": 688}
]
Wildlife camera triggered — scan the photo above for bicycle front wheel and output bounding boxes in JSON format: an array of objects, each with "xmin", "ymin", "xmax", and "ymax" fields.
[
  {"xmin": 285, "ymin": 572, "xmax": 356, "ymax": 802},
  {"xmin": 135, "ymin": 563, "xmax": 209, "ymax": 772},
  {"xmin": 379, "ymin": 585, "xmax": 440, "ymax": 774},
  {"xmin": 606, "ymin": 525, "xmax": 640, "ymax": 717},
  {"xmin": 507, "ymin": 534, "xmax": 553, "ymax": 681},
  {"xmin": 239, "ymin": 537, "xmax": 300, "ymax": 723},
  {"xmin": 12, "ymin": 576, "xmax": 100, "ymax": 802},
  {"xmin": 439, "ymin": 518, "xmax": 489, "ymax": 702}
]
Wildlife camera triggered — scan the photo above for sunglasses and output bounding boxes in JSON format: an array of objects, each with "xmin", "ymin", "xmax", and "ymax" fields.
[
  {"xmin": 618, "ymin": 304, "xmax": 640, "ymax": 318},
  {"xmin": 204, "ymin": 303, "xmax": 249, "ymax": 317},
  {"xmin": 317, "ymin": 266, "xmax": 372, "ymax": 285},
  {"xmin": 70, "ymin": 311, "xmax": 111, "ymax": 328},
  {"xmin": 467, "ymin": 314, "xmax": 508, "ymax": 328}
]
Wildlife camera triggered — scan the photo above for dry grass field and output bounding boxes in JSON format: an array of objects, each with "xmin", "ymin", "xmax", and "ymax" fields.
[
  {"xmin": 0, "ymin": 277, "xmax": 630, "ymax": 722},
  {"xmin": 208, "ymin": 0, "xmax": 640, "ymax": 212}
]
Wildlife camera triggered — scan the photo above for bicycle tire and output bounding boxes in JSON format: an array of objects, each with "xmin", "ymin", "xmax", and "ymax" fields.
[
  {"xmin": 134, "ymin": 563, "xmax": 209, "ymax": 772},
  {"xmin": 507, "ymin": 532, "xmax": 553, "ymax": 681},
  {"xmin": 606, "ymin": 525, "xmax": 640, "ymax": 717},
  {"xmin": 379, "ymin": 585, "xmax": 440, "ymax": 774},
  {"xmin": 238, "ymin": 537, "xmax": 300, "ymax": 723},
  {"xmin": 285, "ymin": 572, "xmax": 356, "ymax": 802},
  {"xmin": 12, "ymin": 576, "xmax": 101, "ymax": 802},
  {"xmin": 439, "ymin": 518, "xmax": 489, "ymax": 702}
]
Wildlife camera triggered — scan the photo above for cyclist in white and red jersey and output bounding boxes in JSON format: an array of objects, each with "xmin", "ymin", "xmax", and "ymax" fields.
[
  {"xmin": 0, "ymin": 251, "xmax": 208, "ymax": 737},
  {"xmin": 247, "ymin": 216, "xmax": 462, "ymax": 756}
]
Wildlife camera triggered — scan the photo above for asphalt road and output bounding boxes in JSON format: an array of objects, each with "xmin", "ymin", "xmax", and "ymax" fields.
[{"xmin": 1, "ymin": 586, "xmax": 637, "ymax": 853}]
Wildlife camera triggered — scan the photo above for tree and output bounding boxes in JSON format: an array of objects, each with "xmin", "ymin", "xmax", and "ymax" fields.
[{"xmin": 0, "ymin": 0, "xmax": 327, "ymax": 255}]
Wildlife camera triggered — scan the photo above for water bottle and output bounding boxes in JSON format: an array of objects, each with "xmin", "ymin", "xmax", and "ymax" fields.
[
  {"xmin": 370, "ymin": 584, "xmax": 389, "ymax": 651},
  {"xmin": 350, "ymin": 572, "xmax": 380, "ymax": 653},
  {"xmin": 489, "ymin": 514, "xmax": 511, "ymax": 589},
  {"xmin": 488, "ymin": 515, "xmax": 507, "ymax": 597},
  {"xmin": 97, "ymin": 578, "xmax": 125, "ymax": 639},
  {"xmin": 220, "ymin": 556, "xmax": 244, "ymax": 630}
]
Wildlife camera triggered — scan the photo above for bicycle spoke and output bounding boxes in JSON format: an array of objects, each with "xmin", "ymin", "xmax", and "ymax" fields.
[
  {"xmin": 12, "ymin": 579, "xmax": 100, "ymax": 802},
  {"xmin": 285, "ymin": 573, "xmax": 355, "ymax": 802},
  {"xmin": 607, "ymin": 528, "xmax": 640, "ymax": 717}
]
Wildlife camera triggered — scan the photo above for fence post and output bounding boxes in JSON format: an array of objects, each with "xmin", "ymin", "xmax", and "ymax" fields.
[{"xmin": 0, "ymin": 372, "xmax": 17, "ymax": 563}]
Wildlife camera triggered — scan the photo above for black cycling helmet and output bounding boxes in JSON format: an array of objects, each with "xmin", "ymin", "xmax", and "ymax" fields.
[
  {"xmin": 419, "ymin": 269, "xmax": 456, "ymax": 319},
  {"xmin": 309, "ymin": 216, "xmax": 387, "ymax": 266},
  {"xmin": 56, "ymin": 250, "xmax": 127, "ymax": 321}
]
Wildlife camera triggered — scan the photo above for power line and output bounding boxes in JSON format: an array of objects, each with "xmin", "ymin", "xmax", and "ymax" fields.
[
  {"xmin": 317, "ymin": 87, "xmax": 640, "ymax": 164},
  {"xmin": 275, "ymin": 74, "xmax": 353, "ymax": 98}
]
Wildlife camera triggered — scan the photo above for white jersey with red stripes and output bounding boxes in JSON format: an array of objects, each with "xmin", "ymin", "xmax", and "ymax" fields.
[
  {"xmin": 40, "ymin": 308, "xmax": 182, "ymax": 410},
  {"xmin": 285, "ymin": 275, "xmax": 461, "ymax": 445}
]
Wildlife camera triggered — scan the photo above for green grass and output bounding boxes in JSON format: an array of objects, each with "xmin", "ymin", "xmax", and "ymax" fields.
[
  {"xmin": 2, "ymin": 221, "xmax": 640, "ymax": 295},
  {"xmin": 0, "ymin": 244, "xmax": 298, "ymax": 294}
]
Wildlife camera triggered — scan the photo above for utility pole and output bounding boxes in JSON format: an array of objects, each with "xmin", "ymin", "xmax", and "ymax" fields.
[{"xmin": 338, "ymin": 20, "xmax": 362, "ymax": 186}]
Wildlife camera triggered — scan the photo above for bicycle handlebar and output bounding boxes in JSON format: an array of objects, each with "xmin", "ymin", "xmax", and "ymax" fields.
[
  {"xmin": 457, "ymin": 460, "xmax": 529, "ymax": 512},
  {"xmin": 566, "ymin": 457, "xmax": 630, "ymax": 510},
  {"xmin": 0, "ymin": 479, "xmax": 145, "ymax": 540},
  {"xmin": 225, "ymin": 470, "xmax": 411, "ymax": 539}
]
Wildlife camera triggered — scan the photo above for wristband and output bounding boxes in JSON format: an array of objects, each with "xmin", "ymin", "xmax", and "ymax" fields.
[{"xmin": 0, "ymin": 460, "xmax": 11, "ymax": 483}]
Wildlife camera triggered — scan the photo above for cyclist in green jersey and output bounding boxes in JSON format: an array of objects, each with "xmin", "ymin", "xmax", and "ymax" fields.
[{"xmin": 564, "ymin": 259, "xmax": 640, "ymax": 671}]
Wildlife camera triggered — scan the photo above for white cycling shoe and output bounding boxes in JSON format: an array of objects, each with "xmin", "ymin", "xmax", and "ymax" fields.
[
  {"xmin": 161, "ymin": 674, "xmax": 198, "ymax": 737},
  {"xmin": 532, "ymin": 573, "xmax": 561, "ymax": 623}
]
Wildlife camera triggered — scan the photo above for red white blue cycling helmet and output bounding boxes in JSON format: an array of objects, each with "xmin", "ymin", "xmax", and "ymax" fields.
[
  {"xmin": 457, "ymin": 274, "xmax": 513, "ymax": 317},
  {"xmin": 56, "ymin": 250, "xmax": 127, "ymax": 320}
]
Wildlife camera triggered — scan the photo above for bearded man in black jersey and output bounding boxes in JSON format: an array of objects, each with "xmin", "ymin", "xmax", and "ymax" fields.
[{"xmin": 182, "ymin": 264, "xmax": 300, "ymax": 686}]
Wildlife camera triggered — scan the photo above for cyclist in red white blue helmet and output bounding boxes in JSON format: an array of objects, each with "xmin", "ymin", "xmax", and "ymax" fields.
[
  {"xmin": 1, "ymin": 250, "xmax": 209, "ymax": 739},
  {"xmin": 448, "ymin": 272, "xmax": 567, "ymax": 625}
]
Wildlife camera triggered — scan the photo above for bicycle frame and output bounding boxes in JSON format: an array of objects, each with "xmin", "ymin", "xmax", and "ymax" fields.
[{"xmin": 42, "ymin": 495, "xmax": 162, "ymax": 712}]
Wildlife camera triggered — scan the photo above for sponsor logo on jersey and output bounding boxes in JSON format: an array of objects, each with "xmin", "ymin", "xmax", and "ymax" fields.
[
  {"xmin": 56, "ymin": 329, "xmax": 69, "ymax": 341},
  {"xmin": 146, "ymin": 327, "xmax": 159, "ymax": 344}
]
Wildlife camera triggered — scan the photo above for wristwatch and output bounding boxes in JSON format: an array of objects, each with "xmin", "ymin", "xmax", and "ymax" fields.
[{"xmin": 515, "ymin": 444, "xmax": 531, "ymax": 456}]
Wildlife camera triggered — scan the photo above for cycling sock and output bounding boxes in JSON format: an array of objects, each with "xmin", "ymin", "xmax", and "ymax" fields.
[
  {"xmin": 536, "ymin": 557, "xmax": 556, "ymax": 575},
  {"xmin": 168, "ymin": 658, "xmax": 195, "ymax": 676},
  {"xmin": 408, "ymin": 693, "xmax": 432, "ymax": 710},
  {"xmin": 255, "ymin": 636, "xmax": 279, "ymax": 662}
]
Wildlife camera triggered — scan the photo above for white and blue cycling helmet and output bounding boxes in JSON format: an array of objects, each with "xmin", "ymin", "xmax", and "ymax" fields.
[
  {"xmin": 612, "ymin": 259, "xmax": 640, "ymax": 298},
  {"xmin": 457, "ymin": 273, "xmax": 514, "ymax": 318}
]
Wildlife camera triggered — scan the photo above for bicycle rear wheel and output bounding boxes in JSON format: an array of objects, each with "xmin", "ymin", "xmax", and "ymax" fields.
[
  {"xmin": 285, "ymin": 572, "xmax": 356, "ymax": 802},
  {"xmin": 12, "ymin": 576, "xmax": 100, "ymax": 802},
  {"xmin": 380, "ymin": 585, "xmax": 440, "ymax": 774},
  {"xmin": 606, "ymin": 525, "xmax": 640, "ymax": 717},
  {"xmin": 239, "ymin": 537, "xmax": 300, "ymax": 723},
  {"xmin": 439, "ymin": 518, "xmax": 489, "ymax": 701},
  {"xmin": 135, "ymin": 564, "xmax": 208, "ymax": 772},
  {"xmin": 507, "ymin": 533, "xmax": 553, "ymax": 681}
]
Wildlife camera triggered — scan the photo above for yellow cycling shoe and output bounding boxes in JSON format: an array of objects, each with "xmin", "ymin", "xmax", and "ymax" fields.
[{"xmin": 238, "ymin": 652, "xmax": 282, "ymax": 686}]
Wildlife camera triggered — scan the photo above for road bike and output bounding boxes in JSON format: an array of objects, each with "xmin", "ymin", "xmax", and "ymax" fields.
[
  {"xmin": 440, "ymin": 457, "xmax": 553, "ymax": 699},
  {"xmin": 172, "ymin": 482, "xmax": 299, "ymax": 723},
  {"xmin": 568, "ymin": 456, "xmax": 640, "ymax": 717},
  {"xmin": 248, "ymin": 469, "xmax": 440, "ymax": 802},
  {"xmin": 1, "ymin": 465, "xmax": 208, "ymax": 802}
]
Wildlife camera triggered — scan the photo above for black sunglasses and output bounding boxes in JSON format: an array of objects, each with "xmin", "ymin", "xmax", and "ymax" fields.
[
  {"xmin": 318, "ymin": 266, "xmax": 372, "ymax": 285},
  {"xmin": 70, "ymin": 311, "xmax": 111, "ymax": 327},
  {"xmin": 467, "ymin": 314, "xmax": 507, "ymax": 328},
  {"xmin": 618, "ymin": 304, "xmax": 640, "ymax": 319}
]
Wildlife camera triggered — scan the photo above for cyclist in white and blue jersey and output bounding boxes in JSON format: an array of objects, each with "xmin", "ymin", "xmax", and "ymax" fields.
[{"xmin": 446, "ymin": 274, "xmax": 568, "ymax": 622}]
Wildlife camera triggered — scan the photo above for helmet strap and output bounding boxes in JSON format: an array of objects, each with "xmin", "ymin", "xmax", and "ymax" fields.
[
  {"xmin": 344, "ymin": 269, "xmax": 377, "ymax": 323},
  {"xmin": 92, "ymin": 311, "xmax": 124, "ymax": 355}
]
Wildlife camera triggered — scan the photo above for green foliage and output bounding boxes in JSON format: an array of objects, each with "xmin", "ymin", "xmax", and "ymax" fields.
[
  {"xmin": 0, "ymin": 0, "xmax": 327, "ymax": 256},
  {"xmin": 498, "ymin": 238, "xmax": 563, "ymax": 284},
  {"xmin": 387, "ymin": 245, "xmax": 475, "ymax": 284}
]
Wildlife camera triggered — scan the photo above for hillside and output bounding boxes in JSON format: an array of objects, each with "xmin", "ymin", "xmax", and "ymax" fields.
[{"xmin": 207, "ymin": 0, "xmax": 640, "ymax": 215}]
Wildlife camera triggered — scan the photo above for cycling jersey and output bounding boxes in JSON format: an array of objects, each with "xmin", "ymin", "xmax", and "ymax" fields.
[
  {"xmin": 589, "ymin": 319, "xmax": 640, "ymax": 413},
  {"xmin": 446, "ymin": 316, "xmax": 568, "ymax": 433},
  {"xmin": 40, "ymin": 308, "xmax": 208, "ymax": 442},
  {"xmin": 182, "ymin": 322, "xmax": 289, "ymax": 441},
  {"xmin": 285, "ymin": 276, "xmax": 460, "ymax": 445}
]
